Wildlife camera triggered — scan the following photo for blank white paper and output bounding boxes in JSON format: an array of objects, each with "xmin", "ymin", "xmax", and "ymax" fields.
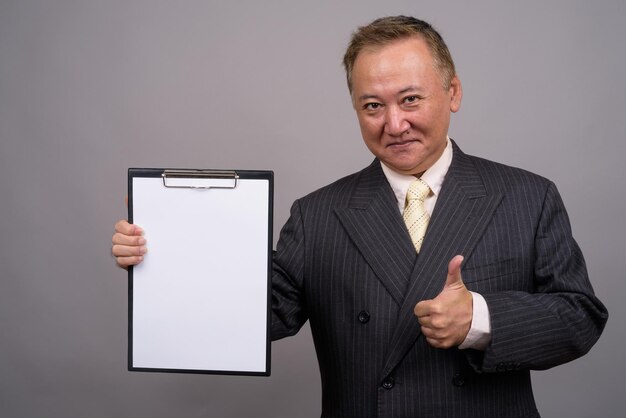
[{"xmin": 130, "ymin": 175, "xmax": 270, "ymax": 373}]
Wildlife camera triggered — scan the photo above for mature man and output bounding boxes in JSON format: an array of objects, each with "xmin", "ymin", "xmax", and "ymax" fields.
[{"xmin": 113, "ymin": 16, "xmax": 607, "ymax": 417}]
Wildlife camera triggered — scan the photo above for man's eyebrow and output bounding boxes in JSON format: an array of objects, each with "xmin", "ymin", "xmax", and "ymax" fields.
[
  {"xmin": 357, "ymin": 86, "xmax": 424, "ymax": 102},
  {"xmin": 357, "ymin": 93, "xmax": 380, "ymax": 102},
  {"xmin": 398, "ymin": 85, "xmax": 422, "ymax": 95}
]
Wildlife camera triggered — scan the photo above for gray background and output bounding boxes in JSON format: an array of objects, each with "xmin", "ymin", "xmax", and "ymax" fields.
[{"xmin": 1, "ymin": 0, "xmax": 624, "ymax": 417}]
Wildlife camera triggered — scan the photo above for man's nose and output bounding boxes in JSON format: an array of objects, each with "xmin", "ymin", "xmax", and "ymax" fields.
[{"xmin": 384, "ymin": 107, "xmax": 410, "ymax": 136}]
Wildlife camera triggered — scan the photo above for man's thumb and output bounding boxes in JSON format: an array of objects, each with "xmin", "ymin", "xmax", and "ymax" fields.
[{"xmin": 444, "ymin": 255, "xmax": 465, "ymax": 287}]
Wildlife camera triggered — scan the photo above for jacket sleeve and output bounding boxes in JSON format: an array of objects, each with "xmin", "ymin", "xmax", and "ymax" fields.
[
  {"xmin": 270, "ymin": 200, "xmax": 309, "ymax": 341},
  {"xmin": 470, "ymin": 182, "xmax": 608, "ymax": 372}
]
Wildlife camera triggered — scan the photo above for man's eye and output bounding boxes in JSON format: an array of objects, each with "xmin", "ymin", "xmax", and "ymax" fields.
[
  {"xmin": 404, "ymin": 95, "xmax": 419, "ymax": 103},
  {"xmin": 364, "ymin": 103, "xmax": 381, "ymax": 110}
]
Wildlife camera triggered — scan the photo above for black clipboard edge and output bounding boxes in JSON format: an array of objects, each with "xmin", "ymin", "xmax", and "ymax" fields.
[{"xmin": 127, "ymin": 168, "xmax": 273, "ymax": 376}]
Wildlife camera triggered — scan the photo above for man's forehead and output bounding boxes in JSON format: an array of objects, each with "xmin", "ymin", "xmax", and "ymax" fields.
[
  {"xmin": 353, "ymin": 38, "xmax": 434, "ymax": 79},
  {"xmin": 350, "ymin": 37, "xmax": 447, "ymax": 97}
]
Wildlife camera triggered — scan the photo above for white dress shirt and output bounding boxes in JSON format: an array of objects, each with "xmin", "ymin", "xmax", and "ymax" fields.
[{"xmin": 380, "ymin": 138, "xmax": 491, "ymax": 350}]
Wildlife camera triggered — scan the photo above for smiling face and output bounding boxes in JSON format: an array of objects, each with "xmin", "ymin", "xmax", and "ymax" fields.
[{"xmin": 351, "ymin": 36, "xmax": 462, "ymax": 176}]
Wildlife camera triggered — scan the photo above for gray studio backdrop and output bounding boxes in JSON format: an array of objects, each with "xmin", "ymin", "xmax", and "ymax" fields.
[{"xmin": 1, "ymin": 1, "xmax": 624, "ymax": 417}]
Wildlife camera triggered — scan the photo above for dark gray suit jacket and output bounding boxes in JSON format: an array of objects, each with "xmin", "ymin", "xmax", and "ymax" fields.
[{"xmin": 271, "ymin": 141, "xmax": 608, "ymax": 418}]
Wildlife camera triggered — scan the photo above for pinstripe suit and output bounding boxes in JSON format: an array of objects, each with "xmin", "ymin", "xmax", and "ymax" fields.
[{"xmin": 271, "ymin": 141, "xmax": 607, "ymax": 417}]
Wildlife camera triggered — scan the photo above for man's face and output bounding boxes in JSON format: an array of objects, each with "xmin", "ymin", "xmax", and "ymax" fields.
[{"xmin": 351, "ymin": 36, "xmax": 462, "ymax": 176}]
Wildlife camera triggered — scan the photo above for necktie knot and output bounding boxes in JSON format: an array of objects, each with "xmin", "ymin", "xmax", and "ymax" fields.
[{"xmin": 406, "ymin": 179, "xmax": 430, "ymax": 202}]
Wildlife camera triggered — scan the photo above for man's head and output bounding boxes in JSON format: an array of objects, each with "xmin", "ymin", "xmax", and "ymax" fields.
[
  {"xmin": 344, "ymin": 16, "xmax": 462, "ymax": 176},
  {"xmin": 343, "ymin": 16, "xmax": 456, "ymax": 94}
]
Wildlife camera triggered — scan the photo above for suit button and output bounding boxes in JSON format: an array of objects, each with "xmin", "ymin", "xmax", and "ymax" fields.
[
  {"xmin": 358, "ymin": 310, "xmax": 370, "ymax": 323},
  {"xmin": 381, "ymin": 377, "xmax": 395, "ymax": 390},
  {"xmin": 452, "ymin": 373, "xmax": 465, "ymax": 387}
]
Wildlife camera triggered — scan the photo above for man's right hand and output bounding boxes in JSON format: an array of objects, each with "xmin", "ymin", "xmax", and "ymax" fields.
[{"xmin": 112, "ymin": 220, "xmax": 147, "ymax": 269}]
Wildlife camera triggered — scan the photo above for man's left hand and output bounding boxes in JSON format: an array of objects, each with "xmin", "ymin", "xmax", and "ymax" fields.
[{"xmin": 414, "ymin": 255, "xmax": 473, "ymax": 349}]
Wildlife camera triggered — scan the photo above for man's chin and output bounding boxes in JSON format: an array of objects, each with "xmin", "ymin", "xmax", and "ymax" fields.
[{"xmin": 383, "ymin": 160, "xmax": 425, "ymax": 176}]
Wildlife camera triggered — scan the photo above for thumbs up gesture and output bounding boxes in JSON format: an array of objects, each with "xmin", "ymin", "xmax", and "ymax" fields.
[{"xmin": 414, "ymin": 255, "xmax": 473, "ymax": 349}]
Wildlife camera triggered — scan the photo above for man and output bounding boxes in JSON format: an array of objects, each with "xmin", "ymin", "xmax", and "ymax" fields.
[{"xmin": 112, "ymin": 16, "xmax": 607, "ymax": 417}]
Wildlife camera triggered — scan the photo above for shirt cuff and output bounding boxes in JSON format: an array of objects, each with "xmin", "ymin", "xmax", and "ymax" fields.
[{"xmin": 458, "ymin": 291, "xmax": 491, "ymax": 351}]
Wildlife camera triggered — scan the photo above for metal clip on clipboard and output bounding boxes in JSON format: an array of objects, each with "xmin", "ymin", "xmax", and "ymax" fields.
[{"xmin": 161, "ymin": 170, "xmax": 239, "ymax": 190}]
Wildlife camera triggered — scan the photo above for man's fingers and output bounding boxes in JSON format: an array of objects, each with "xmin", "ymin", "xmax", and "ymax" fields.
[
  {"xmin": 112, "ymin": 243, "xmax": 147, "ymax": 257},
  {"xmin": 114, "ymin": 219, "xmax": 131, "ymax": 234},
  {"xmin": 413, "ymin": 255, "xmax": 472, "ymax": 349},
  {"xmin": 424, "ymin": 337, "xmax": 453, "ymax": 349},
  {"xmin": 112, "ymin": 219, "xmax": 146, "ymax": 269},
  {"xmin": 112, "ymin": 232, "xmax": 146, "ymax": 247},
  {"xmin": 114, "ymin": 219, "xmax": 143, "ymax": 236},
  {"xmin": 418, "ymin": 313, "xmax": 448, "ymax": 330},
  {"xmin": 115, "ymin": 255, "xmax": 144, "ymax": 268},
  {"xmin": 414, "ymin": 300, "xmax": 431, "ymax": 318},
  {"xmin": 421, "ymin": 326, "xmax": 455, "ymax": 348},
  {"xmin": 447, "ymin": 255, "xmax": 464, "ymax": 276},
  {"xmin": 444, "ymin": 255, "xmax": 465, "ymax": 287}
]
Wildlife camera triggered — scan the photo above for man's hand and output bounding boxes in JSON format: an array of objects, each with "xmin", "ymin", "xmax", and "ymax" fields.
[
  {"xmin": 112, "ymin": 219, "xmax": 147, "ymax": 269},
  {"xmin": 414, "ymin": 255, "xmax": 473, "ymax": 349}
]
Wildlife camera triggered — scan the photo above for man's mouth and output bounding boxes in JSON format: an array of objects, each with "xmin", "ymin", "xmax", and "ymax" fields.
[{"xmin": 387, "ymin": 139, "xmax": 418, "ymax": 148}]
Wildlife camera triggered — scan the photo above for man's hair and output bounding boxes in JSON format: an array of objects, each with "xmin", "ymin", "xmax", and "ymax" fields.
[{"xmin": 342, "ymin": 16, "xmax": 456, "ymax": 94}]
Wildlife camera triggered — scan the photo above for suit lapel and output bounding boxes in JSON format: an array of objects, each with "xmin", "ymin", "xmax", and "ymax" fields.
[
  {"xmin": 335, "ymin": 161, "xmax": 417, "ymax": 306},
  {"xmin": 381, "ymin": 142, "xmax": 504, "ymax": 377}
]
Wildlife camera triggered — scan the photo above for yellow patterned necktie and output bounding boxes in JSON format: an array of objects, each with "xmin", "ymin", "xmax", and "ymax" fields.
[{"xmin": 403, "ymin": 178, "xmax": 431, "ymax": 253}]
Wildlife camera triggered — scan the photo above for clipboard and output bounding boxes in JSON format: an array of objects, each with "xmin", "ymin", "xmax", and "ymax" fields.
[{"xmin": 127, "ymin": 168, "xmax": 273, "ymax": 376}]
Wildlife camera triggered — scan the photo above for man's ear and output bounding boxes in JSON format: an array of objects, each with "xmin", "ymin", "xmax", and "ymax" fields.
[{"xmin": 449, "ymin": 75, "xmax": 463, "ymax": 113}]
